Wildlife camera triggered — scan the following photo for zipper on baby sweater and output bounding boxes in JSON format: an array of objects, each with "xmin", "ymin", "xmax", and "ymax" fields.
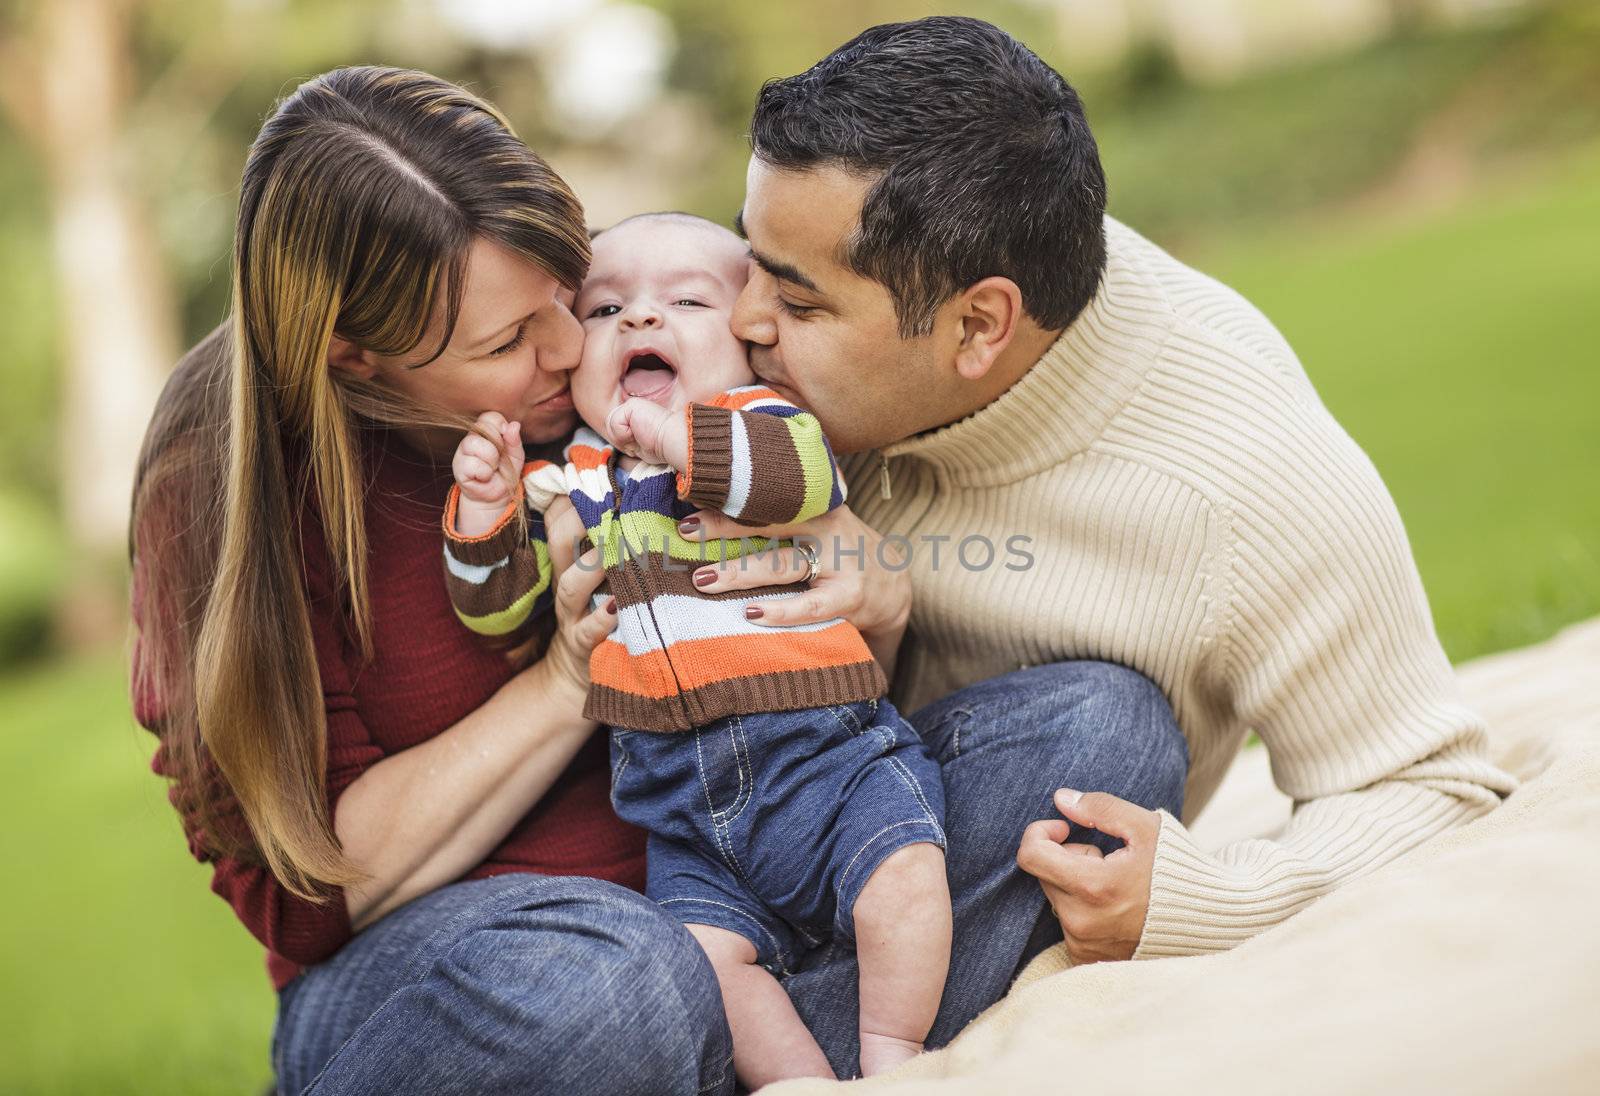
[{"xmin": 878, "ymin": 451, "xmax": 892, "ymax": 500}]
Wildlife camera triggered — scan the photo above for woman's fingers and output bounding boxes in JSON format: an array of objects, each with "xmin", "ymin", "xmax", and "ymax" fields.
[
  {"xmin": 544, "ymin": 497, "xmax": 585, "ymax": 575},
  {"xmin": 678, "ymin": 510, "xmax": 796, "ymax": 544},
  {"xmin": 555, "ymin": 546, "xmax": 606, "ymax": 619},
  {"xmin": 568, "ymin": 590, "xmax": 618, "ymax": 653},
  {"xmin": 693, "ymin": 543, "xmax": 814, "ymax": 589}
]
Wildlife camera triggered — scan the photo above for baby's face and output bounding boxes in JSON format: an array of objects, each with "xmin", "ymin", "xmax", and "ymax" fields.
[{"xmin": 572, "ymin": 217, "xmax": 754, "ymax": 444}]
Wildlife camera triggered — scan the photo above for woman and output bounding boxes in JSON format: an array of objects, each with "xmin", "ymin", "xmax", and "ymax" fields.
[
  {"xmin": 132, "ymin": 66, "xmax": 1187, "ymax": 1094},
  {"xmin": 129, "ymin": 67, "xmax": 748, "ymax": 1093}
]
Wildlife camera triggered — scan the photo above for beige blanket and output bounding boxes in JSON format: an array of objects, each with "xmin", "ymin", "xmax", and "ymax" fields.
[{"xmin": 773, "ymin": 618, "xmax": 1600, "ymax": 1095}]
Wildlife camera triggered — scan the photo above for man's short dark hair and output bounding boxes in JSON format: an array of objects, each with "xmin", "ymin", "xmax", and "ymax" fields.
[{"xmin": 750, "ymin": 16, "xmax": 1107, "ymax": 338}]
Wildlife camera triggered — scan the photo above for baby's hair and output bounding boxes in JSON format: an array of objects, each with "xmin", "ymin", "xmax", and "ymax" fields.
[{"xmin": 589, "ymin": 210, "xmax": 734, "ymax": 241}]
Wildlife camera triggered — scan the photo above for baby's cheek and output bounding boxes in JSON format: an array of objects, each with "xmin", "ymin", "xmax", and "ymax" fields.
[
  {"xmin": 570, "ymin": 342, "xmax": 618, "ymax": 431},
  {"xmin": 692, "ymin": 321, "xmax": 756, "ymax": 394}
]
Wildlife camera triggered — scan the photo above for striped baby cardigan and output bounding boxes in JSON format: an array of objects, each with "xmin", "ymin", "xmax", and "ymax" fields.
[{"xmin": 443, "ymin": 386, "xmax": 885, "ymax": 732}]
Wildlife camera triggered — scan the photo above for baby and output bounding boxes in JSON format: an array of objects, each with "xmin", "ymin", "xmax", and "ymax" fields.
[{"xmin": 441, "ymin": 212, "xmax": 951, "ymax": 1085}]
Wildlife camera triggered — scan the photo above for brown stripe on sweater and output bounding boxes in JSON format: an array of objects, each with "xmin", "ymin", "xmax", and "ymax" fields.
[
  {"xmin": 444, "ymin": 505, "xmax": 531, "ymax": 567},
  {"xmin": 444, "ymin": 546, "xmax": 546, "ymax": 622},
  {"xmin": 733, "ymin": 410, "xmax": 810, "ymax": 525},
  {"xmin": 682, "ymin": 403, "xmax": 736, "ymax": 512}
]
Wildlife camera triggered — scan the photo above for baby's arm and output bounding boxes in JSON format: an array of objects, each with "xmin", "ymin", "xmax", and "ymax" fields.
[
  {"xmin": 443, "ymin": 412, "xmax": 555, "ymax": 637},
  {"xmin": 677, "ymin": 386, "xmax": 845, "ymax": 526}
]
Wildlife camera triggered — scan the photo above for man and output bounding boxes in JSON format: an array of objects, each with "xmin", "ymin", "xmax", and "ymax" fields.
[{"xmin": 709, "ymin": 15, "xmax": 1515, "ymax": 977}]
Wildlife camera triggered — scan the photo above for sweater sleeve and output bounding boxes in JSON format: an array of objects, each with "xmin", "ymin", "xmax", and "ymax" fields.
[
  {"xmin": 442, "ymin": 460, "xmax": 555, "ymax": 638},
  {"xmin": 1134, "ymin": 410, "xmax": 1518, "ymax": 958},
  {"xmin": 676, "ymin": 386, "xmax": 845, "ymax": 526}
]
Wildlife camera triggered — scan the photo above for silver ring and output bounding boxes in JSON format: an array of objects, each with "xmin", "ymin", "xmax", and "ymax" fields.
[{"xmin": 794, "ymin": 540, "xmax": 821, "ymax": 585}]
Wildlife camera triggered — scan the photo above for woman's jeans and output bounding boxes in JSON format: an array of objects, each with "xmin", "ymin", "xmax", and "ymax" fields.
[{"xmin": 271, "ymin": 661, "xmax": 1189, "ymax": 1095}]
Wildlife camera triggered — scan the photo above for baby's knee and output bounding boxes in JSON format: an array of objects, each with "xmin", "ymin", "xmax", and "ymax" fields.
[
  {"xmin": 853, "ymin": 842, "xmax": 950, "ymax": 931},
  {"xmin": 686, "ymin": 922, "xmax": 760, "ymax": 971}
]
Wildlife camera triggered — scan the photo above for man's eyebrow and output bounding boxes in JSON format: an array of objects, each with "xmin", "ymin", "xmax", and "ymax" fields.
[{"xmin": 734, "ymin": 207, "xmax": 822, "ymax": 295}]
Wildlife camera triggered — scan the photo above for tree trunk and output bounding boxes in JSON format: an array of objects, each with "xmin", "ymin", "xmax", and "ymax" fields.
[{"xmin": 35, "ymin": 0, "xmax": 178, "ymax": 643}]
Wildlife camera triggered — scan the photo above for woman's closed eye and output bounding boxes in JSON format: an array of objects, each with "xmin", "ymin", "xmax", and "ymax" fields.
[{"xmin": 486, "ymin": 323, "xmax": 528, "ymax": 357}]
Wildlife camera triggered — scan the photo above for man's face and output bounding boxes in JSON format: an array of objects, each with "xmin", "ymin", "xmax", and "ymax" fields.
[{"xmin": 731, "ymin": 158, "xmax": 958, "ymax": 455}]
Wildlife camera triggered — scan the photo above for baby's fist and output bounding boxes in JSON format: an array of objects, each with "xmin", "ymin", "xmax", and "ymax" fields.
[
  {"xmin": 451, "ymin": 413, "xmax": 523, "ymax": 535},
  {"xmin": 605, "ymin": 398, "xmax": 687, "ymax": 468}
]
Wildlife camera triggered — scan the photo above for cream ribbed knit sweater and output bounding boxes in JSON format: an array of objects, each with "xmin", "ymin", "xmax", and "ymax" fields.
[{"xmin": 841, "ymin": 216, "xmax": 1518, "ymax": 958}]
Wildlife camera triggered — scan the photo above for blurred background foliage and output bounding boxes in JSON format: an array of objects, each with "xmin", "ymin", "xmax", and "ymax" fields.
[{"xmin": 0, "ymin": 0, "xmax": 1596, "ymax": 1091}]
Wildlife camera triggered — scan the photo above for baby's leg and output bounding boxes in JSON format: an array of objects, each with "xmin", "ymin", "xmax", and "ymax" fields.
[
  {"xmin": 684, "ymin": 923, "xmax": 835, "ymax": 1089},
  {"xmin": 851, "ymin": 841, "xmax": 953, "ymax": 1076}
]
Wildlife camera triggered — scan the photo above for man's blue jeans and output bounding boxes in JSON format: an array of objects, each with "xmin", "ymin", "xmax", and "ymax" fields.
[{"xmin": 271, "ymin": 661, "xmax": 1189, "ymax": 1094}]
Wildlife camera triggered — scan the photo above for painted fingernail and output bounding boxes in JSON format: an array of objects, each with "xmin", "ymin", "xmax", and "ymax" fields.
[
  {"xmin": 744, "ymin": 606, "xmax": 764, "ymax": 620},
  {"xmin": 678, "ymin": 517, "xmax": 700, "ymax": 534},
  {"xmin": 606, "ymin": 597, "xmax": 617, "ymax": 614},
  {"xmin": 693, "ymin": 568, "xmax": 716, "ymax": 587}
]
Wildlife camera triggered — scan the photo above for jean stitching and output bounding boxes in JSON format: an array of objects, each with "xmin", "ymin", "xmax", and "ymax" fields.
[
  {"xmin": 611, "ymin": 735, "xmax": 630, "ymax": 788},
  {"xmin": 884, "ymin": 753, "xmax": 939, "ymax": 825},
  {"xmin": 662, "ymin": 897, "xmax": 793, "ymax": 977},
  {"xmin": 697, "ymin": 1051, "xmax": 735, "ymax": 1095},
  {"xmin": 693, "ymin": 724, "xmax": 758, "ymax": 895},
  {"xmin": 836, "ymin": 818, "xmax": 946, "ymax": 901},
  {"xmin": 823, "ymin": 703, "xmax": 862, "ymax": 737},
  {"xmin": 719, "ymin": 714, "xmax": 753, "ymax": 825}
]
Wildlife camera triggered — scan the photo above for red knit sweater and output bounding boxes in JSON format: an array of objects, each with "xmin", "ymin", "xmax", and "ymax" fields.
[{"xmin": 132, "ymin": 428, "xmax": 646, "ymax": 990}]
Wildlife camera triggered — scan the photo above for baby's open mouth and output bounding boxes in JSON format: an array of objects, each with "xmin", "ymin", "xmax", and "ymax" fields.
[{"xmin": 621, "ymin": 350, "xmax": 678, "ymax": 400}]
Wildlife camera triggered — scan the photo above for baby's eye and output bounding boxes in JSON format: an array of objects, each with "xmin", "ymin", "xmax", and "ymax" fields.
[
  {"xmin": 673, "ymin": 298, "xmax": 706, "ymax": 308},
  {"xmin": 586, "ymin": 304, "xmax": 620, "ymax": 319}
]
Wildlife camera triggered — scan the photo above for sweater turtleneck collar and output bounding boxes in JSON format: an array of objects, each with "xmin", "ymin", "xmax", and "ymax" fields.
[{"xmin": 875, "ymin": 217, "xmax": 1177, "ymax": 487}]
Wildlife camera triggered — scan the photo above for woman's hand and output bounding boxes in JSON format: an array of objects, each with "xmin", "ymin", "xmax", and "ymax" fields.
[
  {"xmin": 677, "ymin": 503, "xmax": 912, "ymax": 675},
  {"xmin": 1015, "ymin": 789, "xmax": 1161, "ymax": 964},
  {"xmin": 538, "ymin": 495, "xmax": 617, "ymax": 699}
]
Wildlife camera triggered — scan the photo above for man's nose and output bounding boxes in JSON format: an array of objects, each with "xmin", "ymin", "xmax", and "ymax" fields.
[{"xmin": 731, "ymin": 274, "xmax": 777, "ymax": 346}]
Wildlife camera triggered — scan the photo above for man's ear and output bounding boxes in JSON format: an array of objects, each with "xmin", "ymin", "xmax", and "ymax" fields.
[
  {"xmin": 952, "ymin": 277, "xmax": 1023, "ymax": 382},
  {"xmin": 328, "ymin": 334, "xmax": 379, "ymax": 380}
]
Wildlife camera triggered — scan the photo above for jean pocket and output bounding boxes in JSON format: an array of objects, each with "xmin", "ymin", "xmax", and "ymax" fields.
[{"xmin": 694, "ymin": 716, "xmax": 751, "ymax": 822}]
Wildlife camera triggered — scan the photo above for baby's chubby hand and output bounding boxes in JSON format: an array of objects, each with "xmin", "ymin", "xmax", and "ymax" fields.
[
  {"xmin": 605, "ymin": 398, "xmax": 688, "ymax": 469},
  {"xmin": 451, "ymin": 411, "xmax": 524, "ymax": 536}
]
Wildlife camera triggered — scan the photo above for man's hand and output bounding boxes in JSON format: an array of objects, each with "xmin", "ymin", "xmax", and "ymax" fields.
[
  {"xmin": 1016, "ymin": 789, "xmax": 1161, "ymax": 964},
  {"xmin": 606, "ymin": 397, "xmax": 687, "ymax": 468}
]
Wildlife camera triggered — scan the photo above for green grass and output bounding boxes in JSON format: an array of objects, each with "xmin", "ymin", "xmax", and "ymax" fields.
[
  {"xmin": 1196, "ymin": 146, "xmax": 1600, "ymax": 662},
  {"xmin": 0, "ymin": 657, "xmax": 275, "ymax": 1095}
]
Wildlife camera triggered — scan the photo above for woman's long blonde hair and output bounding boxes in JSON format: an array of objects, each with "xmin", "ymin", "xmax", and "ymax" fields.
[{"xmin": 130, "ymin": 67, "xmax": 590, "ymax": 899}]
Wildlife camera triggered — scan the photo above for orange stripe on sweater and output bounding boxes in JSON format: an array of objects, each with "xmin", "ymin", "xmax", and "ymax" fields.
[
  {"xmin": 589, "ymin": 621, "xmax": 873, "ymax": 699},
  {"xmin": 568, "ymin": 443, "xmax": 611, "ymax": 471},
  {"xmin": 713, "ymin": 387, "xmax": 784, "ymax": 411}
]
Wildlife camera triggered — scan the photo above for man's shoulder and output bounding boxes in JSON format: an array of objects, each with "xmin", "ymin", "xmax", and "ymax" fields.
[
  {"xmin": 1105, "ymin": 216, "xmax": 1309, "ymax": 393},
  {"xmin": 1098, "ymin": 220, "xmax": 1390, "ymax": 532}
]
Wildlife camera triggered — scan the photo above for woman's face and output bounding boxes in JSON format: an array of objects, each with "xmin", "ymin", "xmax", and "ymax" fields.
[{"xmin": 339, "ymin": 237, "xmax": 584, "ymax": 451}]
